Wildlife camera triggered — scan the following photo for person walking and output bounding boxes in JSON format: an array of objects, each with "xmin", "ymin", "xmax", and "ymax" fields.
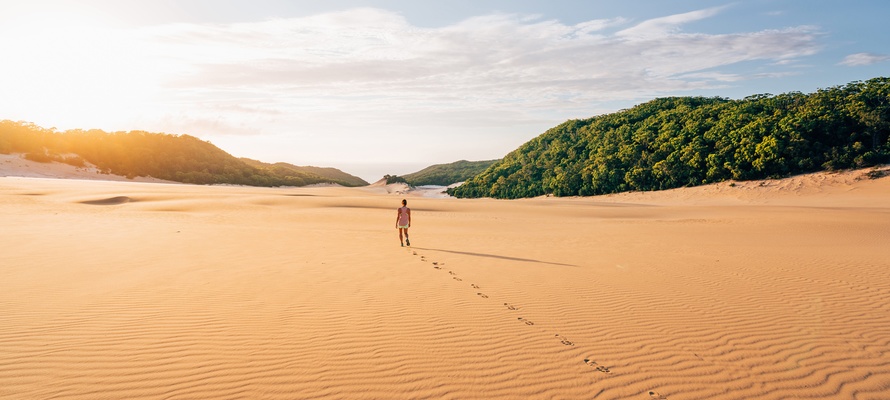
[{"xmin": 396, "ymin": 199, "xmax": 411, "ymax": 247}]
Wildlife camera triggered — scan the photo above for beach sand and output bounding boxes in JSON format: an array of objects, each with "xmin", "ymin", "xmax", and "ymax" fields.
[{"xmin": 1, "ymin": 169, "xmax": 889, "ymax": 399}]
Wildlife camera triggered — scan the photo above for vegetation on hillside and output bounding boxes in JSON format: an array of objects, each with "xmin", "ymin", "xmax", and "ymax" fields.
[
  {"xmin": 449, "ymin": 77, "xmax": 890, "ymax": 199},
  {"xmin": 400, "ymin": 159, "xmax": 500, "ymax": 186},
  {"xmin": 383, "ymin": 174, "xmax": 408, "ymax": 185},
  {"xmin": 0, "ymin": 121, "xmax": 367, "ymax": 187},
  {"xmin": 240, "ymin": 158, "xmax": 368, "ymax": 187}
]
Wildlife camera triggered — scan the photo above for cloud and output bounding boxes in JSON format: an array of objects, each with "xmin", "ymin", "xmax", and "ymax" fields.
[
  {"xmin": 137, "ymin": 8, "xmax": 820, "ymax": 112},
  {"xmin": 615, "ymin": 6, "xmax": 725, "ymax": 39},
  {"xmin": 839, "ymin": 52, "xmax": 890, "ymax": 66}
]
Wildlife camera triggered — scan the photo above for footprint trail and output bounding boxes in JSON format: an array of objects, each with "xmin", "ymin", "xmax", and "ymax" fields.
[
  {"xmin": 405, "ymin": 247, "xmax": 618, "ymax": 381},
  {"xmin": 584, "ymin": 358, "xmax": 611, "ymax": 374}
]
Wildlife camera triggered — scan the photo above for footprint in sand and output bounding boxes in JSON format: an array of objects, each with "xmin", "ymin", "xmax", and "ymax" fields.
[
  {"xmin": 648, "ymin": 391, "xmax": 667, "ymax": 399},
  {"xmin": 453, "ymin": 277, "xmax": 463, "ymax": 281},
  {"xmin": 412, "ymin": 251, "xmax": 418, "ymax": 255},
  {"xmin": 555, "ymin": 334, "xmax": 574, "ymax": 346},
  {"xmin": 504, "ymin": 303, "xmax": 518, "ymax": 311},
  {"xmin": 432, "ymin": 262, "xmax": 439, "ymax": 265},
  {"xmin": 433, "ymin": 265, "xmax": 442, "ymax": 270},
  {"xmin": 583, "ymin": 359, "xmax": 611, "ymax": 373},
  {"xmin": 471, "ymin": 284, "xmax": 480, "ymax": 289},
  {"xmin": 477, "ymin": 292, "xmax": 489, "ymax": 298},
  {"xmin": 518, "ymin": 317, "xmax": 534, "ymax": 326}
]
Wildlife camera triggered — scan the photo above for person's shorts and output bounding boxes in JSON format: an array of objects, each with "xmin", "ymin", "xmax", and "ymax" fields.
[{"xmin": 398, "ymin": 225, "xmax": 409, "ymax": 229}]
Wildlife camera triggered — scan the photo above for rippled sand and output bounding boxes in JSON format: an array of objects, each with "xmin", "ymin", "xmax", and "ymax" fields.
[{"xmin": 2, "ymin": 169, "xmax": 889, "ymax": 399}]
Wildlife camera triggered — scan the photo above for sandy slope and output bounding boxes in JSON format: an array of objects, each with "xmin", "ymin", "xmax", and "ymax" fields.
[
  {"xmin": 0, "ymin": 153, "xmax": 175, "ymax": 183},
  {"xmin": 1, "ymin": 169, "xmax": 889, "ymax": 399}
]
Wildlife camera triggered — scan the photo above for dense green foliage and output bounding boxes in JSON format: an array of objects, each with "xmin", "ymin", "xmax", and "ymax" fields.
[
  {"xmin": 383, "ymin": 174, "xmax": 408, "ymax": 184},
  {"xmin": 449, "ymin": 77, "xmax": 890, "ymax": 199},
  {"xmin": 0, "ymin": 122, "xmax": 367, "ymax": 187},
  {"xmin": 401, "ymin": 159, "xmax": 500, "ymax": 186}
]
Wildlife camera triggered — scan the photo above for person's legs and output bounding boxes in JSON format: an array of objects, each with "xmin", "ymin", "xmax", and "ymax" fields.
[
  {"xmin": 404, "ymin": 229, "xmax": 410, "ymax": 246},
  {"xmin": 399, "ymin": 228, "xmax": 404, "ymax": 245}
]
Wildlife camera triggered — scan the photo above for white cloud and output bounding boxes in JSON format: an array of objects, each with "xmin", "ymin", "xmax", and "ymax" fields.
[
  {"xmin": 615, "ymin": 6, "xmax": 725, "ymax": 39},
  {"xmin": 137, "ymin": 8, "xmax": 820, "ymax": 112},
  {"xmin": 839, "ymin": 52, "xmax": 890, "ymax": 66}
]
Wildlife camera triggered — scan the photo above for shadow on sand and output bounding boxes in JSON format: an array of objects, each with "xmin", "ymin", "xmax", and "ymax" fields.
[{"xmin": 412, "ymin": 247, "xmax": 577, "ymax": 267}]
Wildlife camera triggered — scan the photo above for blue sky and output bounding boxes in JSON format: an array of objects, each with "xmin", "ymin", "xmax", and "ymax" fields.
[{"xmin": 1, "ymin": 1, "xmax": 888, "ymax": 181}]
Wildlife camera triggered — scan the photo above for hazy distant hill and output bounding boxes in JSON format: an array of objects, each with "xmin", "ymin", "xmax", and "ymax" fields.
[
  {"xmin": 449, "ymin": 77, "xmax": 890, "ymax": 199},
  {"xmin": 240, "ymin": 158, "xmax": 368, "ymax": 187},
  {"xmin": 0, "ymin": 121, "xmax": 365, "ymax": 187},
  {"xmin": 389, "ymin": 159, "xmax": 499, "ymax": 186}
]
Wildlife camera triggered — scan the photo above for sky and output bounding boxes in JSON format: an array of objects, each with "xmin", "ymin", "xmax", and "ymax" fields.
[{"xmin": 1, "ymin": 1, "xmax": 888, "ymax": 182}]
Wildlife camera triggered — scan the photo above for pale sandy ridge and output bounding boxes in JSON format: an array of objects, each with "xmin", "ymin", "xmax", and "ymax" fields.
[
  {"xmin": 1, "ymin": 170, "xmax": 889, "ymax": 399},
  {"xmin": 0, "ymin": 153, "xmax": 175, "ymax": 183}
]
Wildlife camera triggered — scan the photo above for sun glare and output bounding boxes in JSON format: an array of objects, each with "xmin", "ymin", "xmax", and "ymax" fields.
[{"xmin": 0, "ymin": 9, "xmax": 163, "ymax": 131}]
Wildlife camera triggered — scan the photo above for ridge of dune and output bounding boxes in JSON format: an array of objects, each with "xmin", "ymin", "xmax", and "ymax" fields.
[
  {"xmin": 594, "ymin": 165, "xmax": 890, "ymax": 206},
  {"xmin": 365, "ymin": 178, "xmax": 411, "ymax": 195},
  {"xmin": 1, "ymin": 169, "xmax": 889, "ymax": 399},
  {"xmin": 0, "ymin": 153, "xmax": 174, "ymax": 183}
]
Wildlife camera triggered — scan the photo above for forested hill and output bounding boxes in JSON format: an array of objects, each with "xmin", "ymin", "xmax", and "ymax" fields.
[
  {"xmin": 240, "ymin": 158, "xmax": 368, "ymax": 187},
  {"xmin": 0, "ymin": 121, "xmax": 368, "ymax": 187},
  {"xmin": 449, "ymin": 77, "xmax": 890, "ymax": 199},
  {"xmin": 398, "ymin": 159, "xmax": 500, "ymax": 186}
]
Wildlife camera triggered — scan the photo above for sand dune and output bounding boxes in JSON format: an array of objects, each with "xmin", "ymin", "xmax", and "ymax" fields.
[
  {"xmin": 0, "ymin": 153, "xmax": 175, "ymax": 184},
  {"xmin": 1, "ymin": 170, "xmax": 889, "ymax": 399}
]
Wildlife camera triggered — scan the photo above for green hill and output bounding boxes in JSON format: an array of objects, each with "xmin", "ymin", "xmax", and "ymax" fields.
[
  {"xmin": 399, "ymin": 159, "xmax": 499, "ymax": 186},
  {"xmin": 0, "ymin": 121, "xmax": 366, "ymax": 187},
  {"xmin": 240, "ymin": 158, "xmax": 368, "ymax": 187},
  {"xmin": 449, "ymin": 77, "xmax": 890, "ymax": 199}
]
